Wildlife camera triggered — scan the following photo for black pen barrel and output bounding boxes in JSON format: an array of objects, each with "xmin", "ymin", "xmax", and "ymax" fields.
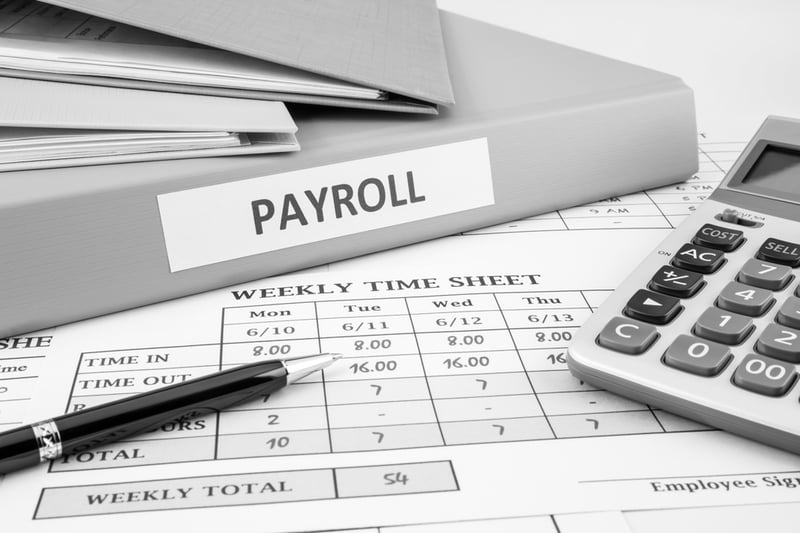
[
  {"xmin": 56, "ymin": 361, "xmax": 287, "ymax": 456},
  {"xmin": 0, "ymin": 360, "xmax": 286, "ymax": 473},
  {"xmin": 0, "ymin": 426, "xmax": 40, "ymax": 472}
]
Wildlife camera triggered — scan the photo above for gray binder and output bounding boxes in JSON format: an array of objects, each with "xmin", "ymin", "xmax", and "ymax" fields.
[{"xmin": 0, "ymin": 12, "xmax": 698, "ymax": 337}]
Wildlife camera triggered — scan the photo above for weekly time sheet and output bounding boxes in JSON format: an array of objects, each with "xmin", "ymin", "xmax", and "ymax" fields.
[{"xmin": 2, "ymin": 139, "xmax": 800, "ymax": 532}]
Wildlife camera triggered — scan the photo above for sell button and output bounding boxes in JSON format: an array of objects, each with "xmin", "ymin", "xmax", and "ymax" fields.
[{"xmin": 757, "ymin": 238, "xmax": 800, "ymax": 267}]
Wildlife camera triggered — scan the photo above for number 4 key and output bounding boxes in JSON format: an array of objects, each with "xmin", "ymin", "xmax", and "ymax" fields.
[{"xmin": 716, "ymin": 281, "xmax": 775, "ymax": 317}]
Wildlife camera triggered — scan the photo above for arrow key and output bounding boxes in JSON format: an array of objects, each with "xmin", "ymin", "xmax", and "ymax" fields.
[{"xmin": 624, "ymin": 289, "xmax": 682, "ymax": 325}]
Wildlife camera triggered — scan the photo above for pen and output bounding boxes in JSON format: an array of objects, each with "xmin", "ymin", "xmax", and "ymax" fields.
[{"xmin": 0, "ymin": 352, "xmax": 341, "ymax": 474}]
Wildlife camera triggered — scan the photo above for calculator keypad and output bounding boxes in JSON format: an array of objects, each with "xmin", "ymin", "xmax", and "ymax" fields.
[
  {"xmin": 716, "ymin": 281, "xmax": 775, "ymax": 317},
  {"xmin": 567, "ymin": 120, "xmax": 800, "ymax": 454},
  {"xmin": 693, "ymin": 307, "xmax": 754, "ymax": 345},
  {"xmin": 732, "ymin": 353, "xmax": 796, "ymax": 397},
  {"xmin": 596, "ymin": 221, "xmax": 800, "ymax": 408},
  {"xmin": 663, "ymin": 335, "xmax": 731, "ymax": 376}
]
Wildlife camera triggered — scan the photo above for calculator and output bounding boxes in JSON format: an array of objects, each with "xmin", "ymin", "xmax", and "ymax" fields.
[{"xmin": 567, "ymin": 116, "xmax": 800, "ymax": 453}]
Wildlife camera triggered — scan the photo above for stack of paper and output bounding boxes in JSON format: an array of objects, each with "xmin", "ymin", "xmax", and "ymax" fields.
[
  {"xmin": 0, "ymin": 130, "xmax": 248, "ymax": 164},
  {"xmin": 0, "ymin": 0, "xmax": 455, "ymax": 171},
  {"xmin": 0, "ymin": 34, "xmax": 385, "ymax": 100},
  {"xmin": 1, "ymin": 0, "xmax": 454, "ymax": 112},
  {"xmin": 0, "ymin": 76, "xmax": 298, "ymax": 171}
]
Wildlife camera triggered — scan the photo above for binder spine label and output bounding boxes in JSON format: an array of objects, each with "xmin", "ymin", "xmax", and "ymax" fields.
[{"xmin": 157, "ymin": 138, "xmax": 494, "ymax": 272}]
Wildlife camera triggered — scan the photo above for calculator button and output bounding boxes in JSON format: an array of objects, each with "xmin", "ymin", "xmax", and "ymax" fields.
[
  {"xmin": 671, "ymin": 243, "xmax": 725, "ymax": 274},
  {"xmin": 623, "ymin": 289, "xmax": 681, "ymax": 325},
  {"xmin": 716, "ymin": 281, "xmax": 775, "ymax": 317},
  {"xmin": 755, "ymin": 323, "xmax": 800, "ymax": 363},
  {"xmin": 649, "ymin": 265, "xmax": 704, "ymax": 298},
  {"xmin": 777, "ymin": 297, "xmax": 800, "ymax": 329},
  {"xmin": 693, "ymin": 224, "xmax": 744, "ymax": 252},
  {"xmin": 732, "ymin": 353, "xmax": 796, "ymax": 397},
  {"xmin": 693, "ymin": 307, "xmax": 753, "ymax": 345},
  {"xmin": 596, "ymin": 317, "xmax": 659, "ymax": 355},
  {"xmin": 737, "ymin": 259, "xmax": 793, "ymax": 290},
  {"xmin": 756, "ymin": 238, "xmax": 800, "ymax": 267},
  {"xmin": 662, "ymin": 335, "xmax": 731, "ymax": 376}
]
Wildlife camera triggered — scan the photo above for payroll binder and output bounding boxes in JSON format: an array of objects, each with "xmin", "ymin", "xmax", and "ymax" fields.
[
  {"xmin": 3, "ymin": 0, "xmax": 453, "ymax": 114},
  {"xmin": 0, "ymin": 12, "xmax": 698, "ymax": 338}
]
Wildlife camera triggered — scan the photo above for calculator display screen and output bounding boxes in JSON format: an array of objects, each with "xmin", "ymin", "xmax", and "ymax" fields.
[{"xmin": 741, "ymin": 145, "xmax": 800, "ymax": 195}]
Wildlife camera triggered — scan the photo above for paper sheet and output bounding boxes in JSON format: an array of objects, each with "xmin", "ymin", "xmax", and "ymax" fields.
[
  {"xmin": 0, "ymin": 129, "xmax": 247, "ymax": 164},
  {"xmin": 4, "ymin": 136, "xmax": 800, "ymax": 532},
  {"xmin": 312, "ymin": 511, "xmax": 632, "ymax": 533},
  {"xmin": 0, "ymin": 0, "xmax": 383, "ymax": 99}
]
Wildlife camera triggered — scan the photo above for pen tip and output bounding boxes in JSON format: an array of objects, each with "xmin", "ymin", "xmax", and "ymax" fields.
[{"xmin": 284, "ymin": 352, "xmax": 342, "ymax": 384}]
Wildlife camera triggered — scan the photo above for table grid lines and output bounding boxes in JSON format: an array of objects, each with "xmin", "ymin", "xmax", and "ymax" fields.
[
  {"xmin": 492, "ymin": 292, "xmax": 556, "ymax": 439},
  {"xmin": 403, "ymin": 296, "xmax": 448, "ymax": 446},
  {"xmin": 212, "ymin": 301, "xmax": 227, "ymax": 460},
  {"xmin": 55, "ymin": 289, "xmax": 713, "ymax": 472},
  {"xmin": 314, "ymin": 301, "xmax": 336, "ymax": 455}
]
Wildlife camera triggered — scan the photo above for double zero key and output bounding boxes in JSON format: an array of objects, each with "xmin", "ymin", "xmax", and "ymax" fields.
[{"xmin": 733, "ymin": 353, "xmax": 796, "ymax": 396}]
